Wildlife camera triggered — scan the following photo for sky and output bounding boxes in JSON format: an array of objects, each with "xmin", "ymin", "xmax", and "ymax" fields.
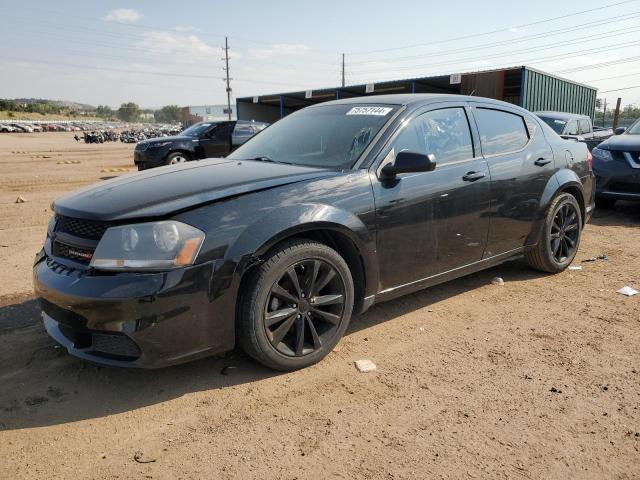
[{"xmin": 1, "ymin": 0, "xmax": 639, "ymax": 109}]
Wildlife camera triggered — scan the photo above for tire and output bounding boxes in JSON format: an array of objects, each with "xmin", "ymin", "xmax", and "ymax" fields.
[
  {"xmin": 595, "ymin": 196, "xmax": 616, "ymax": 209},
  {"xmin": 525, "ymin": 192, "xmax": 583, "ymax": 273},
  {"xmin": 165, "ymin": 152, "xmax": 189, "ymax": 165},
  {"xmin": 238, "ymin": 239, "xmax": 354, "ymax": 371}
]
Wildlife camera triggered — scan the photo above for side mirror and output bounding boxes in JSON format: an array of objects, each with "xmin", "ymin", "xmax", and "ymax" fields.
[
  {"xmin": 380, "ymin": 151, "xmax": 436, "ymax": 180},
  {"xmin": 614, "ymin": 127, "xmax": 626, "ymax": 135}
]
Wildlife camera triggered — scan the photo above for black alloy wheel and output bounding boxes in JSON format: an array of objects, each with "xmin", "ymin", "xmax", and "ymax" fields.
[
  {"xmin": 238, "ymin": 239, "xmax": 354, "ymax": 371},
  {"xmin": 549, "ymin": 202, "xmax": 580, "ymax": 263},
  {"xmin": 264, "ymin": 259, "xmax": 345, "ymax": 357},
  {"xmin": 525, "ymin": 192, "xmax": 582, "ymax": 273}
]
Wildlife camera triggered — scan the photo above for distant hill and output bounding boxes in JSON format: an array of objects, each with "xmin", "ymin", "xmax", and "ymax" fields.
[{"xmin": 13, "ymin": 98, "xmax": 96, "ymax": 111}]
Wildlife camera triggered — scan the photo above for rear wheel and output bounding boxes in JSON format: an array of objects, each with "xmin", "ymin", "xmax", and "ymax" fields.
[
  {"xmin": 165, "ymin": 152, "xmax": 189, "ymax": 165},
  {"xmin": 238, "ymin": 239, "xmax": 354, "ymax": 371},
  {"xmin": 525, "ymin": 193, "xmax": 582, "ymax": 273}
]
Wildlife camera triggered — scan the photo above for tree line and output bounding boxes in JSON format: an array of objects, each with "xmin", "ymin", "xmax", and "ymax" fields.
[
  {"xmin": 1, "ymin": 98, "xmax": 182, "ymax": 123},
  {"xmin": 594, "ymin": 99, "xmax": 640, "ymax": 128}
]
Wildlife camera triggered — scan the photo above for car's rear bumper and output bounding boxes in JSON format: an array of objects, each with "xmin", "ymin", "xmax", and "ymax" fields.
[{"xmin": 33, "ymin": 254, "xmax": 238, "ymax": 368}]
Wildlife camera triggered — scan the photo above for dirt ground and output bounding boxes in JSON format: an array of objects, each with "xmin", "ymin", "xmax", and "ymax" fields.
[{"xmin": 0, "ymin": 132, "xmax": 639, "ymax": 480}]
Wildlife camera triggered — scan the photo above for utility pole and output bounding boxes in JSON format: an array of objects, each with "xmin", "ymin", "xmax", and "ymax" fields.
[
  {"xmin": 341, "ymin": 53, "xmax": 345, "ymax": 88},
  {"xmin": 223, "ymin": 36, "xmax": 232, "ymax": 121},
  {"xmin": 602, "ymin": 98, "xmax": 607, "ymax": 127},
  {"xmin": 612, "ymin": 97, "xmax": 622, "ymax": 130}
]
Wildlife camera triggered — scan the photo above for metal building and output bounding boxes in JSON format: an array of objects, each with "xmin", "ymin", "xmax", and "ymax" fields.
[{"xmin": 237, "ymin": 66, "xmax": 597, "ymax": 123}]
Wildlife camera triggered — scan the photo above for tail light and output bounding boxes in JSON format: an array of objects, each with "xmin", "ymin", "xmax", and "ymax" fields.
[{"xmin": 586, "ymin": 150, "xmax": 593, "ymax": 171}]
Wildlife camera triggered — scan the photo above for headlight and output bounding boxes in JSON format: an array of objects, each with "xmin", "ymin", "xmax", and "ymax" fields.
[
  {"xmin": 592, "ymin": 147, "xmax": 613, "ymax": 162},
  {"xmin": 90, "ymin": 220, "xmax": 205, "ymax": 271},
  {"xmin": 149, "ymin": 141, "xmax": 172, "ymax": 148}
]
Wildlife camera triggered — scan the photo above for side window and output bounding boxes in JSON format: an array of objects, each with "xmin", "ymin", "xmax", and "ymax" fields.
[
  {"xmin": 233, "ymin": 124, "xmax": 254, "ymax": 137},
  {"xmin": 565, "ymin": 120, "xmax": 579, "ymax": 136},
  {"xmin": 389, "ymin": 107, "xmax": 474, "ymax": 165},
  {"xmin": 475, "ymin": 108, "xmax": 529, "ymax": 156},
  {"xmin": 578, "ymin": 119, "xmax": 591, "ymax": 135},
  {"xmin": 211, "ymin": 122, "xmax": 234, "ymax": 140}
]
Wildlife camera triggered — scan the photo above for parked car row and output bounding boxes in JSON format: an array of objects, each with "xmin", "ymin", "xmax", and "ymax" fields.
[{"xmin": 0, "ymin": 121, "xmax": 182, "ymax": 135}]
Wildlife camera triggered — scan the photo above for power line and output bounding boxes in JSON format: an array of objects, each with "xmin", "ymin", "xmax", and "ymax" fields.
[
  {"xmin": 556, "ymin": 55, "xmax": 640, "ymax": 73},
  {"xmin": 600, "ymin": 85, "xmax": 640, "ymax": 93},
  {"xmin": 0, "ymin": 55, "xmax": 310, "ymax": 87},
  {"xmin": 347, "ymin": 11, "xmax": 640, "ymax": 66},
  {"xmin": 584, "ymin": 71, "xmax": 640, "ymax": 82},
  {"xmin": 347, "ymin": 0, "xmax": 640, "ymax": 55},
  {"xmin": 348, "ymin": 40, "xmax": 640, "ymax": 80},
  {"xmin": 348, "ymin": 26, "xmax": 640, "ymax": 75}
]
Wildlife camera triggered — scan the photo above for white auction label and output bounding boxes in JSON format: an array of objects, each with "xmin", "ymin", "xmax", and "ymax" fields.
[{"xmin": 346, "ymin": 106, "xmax": 392, "ymax": 116}]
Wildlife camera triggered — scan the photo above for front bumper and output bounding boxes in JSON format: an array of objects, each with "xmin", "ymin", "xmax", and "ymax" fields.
[
  {"xmin": 594, "ymin": 153, "xmax": 640, "ymax": 202},
  {"xmin": 33, "ymin": 255, "xmax": 238, "ymax": 368},
  {"xmin": 134, "ymin": 147, "xmax": 169, "ymax": 171}
]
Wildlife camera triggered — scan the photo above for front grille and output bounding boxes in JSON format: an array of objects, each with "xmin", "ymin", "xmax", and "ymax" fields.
[
  {"xmin": 56, "ymin": 323, "xmax": 141, "ymax": 360},
  {"xmin": 55, "ymin": 215, "xmax": 109, "ymax": 240},
  {"xmin": 52, "ymin": 241, "xmax": 95, "ymax": 264},
  {"xmin": 92, "ymin": 332, "xmax": 141, "ymax": 359}
]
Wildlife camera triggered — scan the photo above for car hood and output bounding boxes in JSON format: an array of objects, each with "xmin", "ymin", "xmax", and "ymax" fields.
[
  {"xmin": 598, "ymin": 134, "xmax": 640, "ymax": 151},
  {"xmin": 53, "ymin": 159, "xmax": 338, "ymax": 221},
  {"xmin": 138, "ymin": 135, "xmax": 194, "ymax": 145}
]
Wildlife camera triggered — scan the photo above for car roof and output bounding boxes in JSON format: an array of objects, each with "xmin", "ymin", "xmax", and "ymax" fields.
[
  {"xmin": 311, "ymin": 93, "xmax": 521, "ymax": 110},
  {"xmin": 535, "ymin": 111, "xmax": 588, "ymax": 120}
]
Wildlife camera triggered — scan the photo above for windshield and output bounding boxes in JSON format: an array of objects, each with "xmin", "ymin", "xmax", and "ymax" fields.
[
  {"xmin": 181, "ymin": 122, "xmax": 215, "ymax": 137},
  {"xmin": 627, "ymin": 119, "xmax": 640, "ymax": 134},
  {"xmin": 537, "ymin": 116, "xmax": 566, "ymax": 134},
  {"xmin": 227, "ymin": 104, "xmax": 399, "ymax": 169}
]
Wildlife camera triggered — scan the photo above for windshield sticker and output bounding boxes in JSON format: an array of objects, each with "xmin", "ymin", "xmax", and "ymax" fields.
[
  {"xmin": 346, "ymin": 106, "xmax": 392, "ymax": 116},
  {"xmin": 554, "ymin": 120, "xmax": 566, "ymax": 124}
]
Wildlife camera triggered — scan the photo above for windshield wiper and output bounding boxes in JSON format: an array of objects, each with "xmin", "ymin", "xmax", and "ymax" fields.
[{"xmin": 243, "ymin": 156, "xmax": 295, "ymax": 165}]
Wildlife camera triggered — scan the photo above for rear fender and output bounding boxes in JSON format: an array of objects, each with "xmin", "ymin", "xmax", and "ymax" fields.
[{"xmin": 525, "ymin": 168, "xmax": 584, "ymax": 246}]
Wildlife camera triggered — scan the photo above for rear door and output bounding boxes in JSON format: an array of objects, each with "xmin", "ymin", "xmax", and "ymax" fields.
[
  {"xmin": 199, "ymin": 121, "xmax": 235, "ymax": 158},
  {"xmin": 470, "ymin": 104, "xmax": 555, "ymax": 256},
  {"xmin": 372, "ymin": 104, "xmax": 491, "ymax": 291}
]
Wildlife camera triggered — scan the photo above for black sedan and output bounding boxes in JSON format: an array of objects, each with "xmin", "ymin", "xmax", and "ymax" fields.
[
  {"xmin": 591, "ymin": 119, "xmax": 640, "ymax": 207},
  {"xmin": 134, "ymin": 120, "xmax": 268, "ymax": 170},
  {"xmin": 34, "ymin": 94, "xmax": 594, "ymax": 371}
]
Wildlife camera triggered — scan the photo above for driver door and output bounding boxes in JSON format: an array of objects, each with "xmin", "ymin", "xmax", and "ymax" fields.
[
  {"xmin": 199, "ymin": 122, "xmax": 235, "ymax": 158},
  {"xmin": 372, "ymin": 104, "xmax": 491, "ymax": 291}
]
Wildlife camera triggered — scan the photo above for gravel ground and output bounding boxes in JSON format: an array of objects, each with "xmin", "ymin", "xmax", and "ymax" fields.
[{"xmin": 0, "ymin": 132, "xmax": 639, "ymax": 479}]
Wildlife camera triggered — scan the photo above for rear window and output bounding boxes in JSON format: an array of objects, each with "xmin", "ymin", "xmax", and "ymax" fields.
[
  {"xmin": 475, "ymin": 108, "xmax": 529, "ymax": 156},
  {"xmin": 537, "ymin": 116, "xmax": 566, "ymax": 134},
  {"xmin": 578, "ymin": 119, "xmax": 591, "ymax": 135}
]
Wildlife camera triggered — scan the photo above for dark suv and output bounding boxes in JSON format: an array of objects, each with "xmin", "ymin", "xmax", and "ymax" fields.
[
  {"xmin": 134, "ymin": 120, "xmax": 268, "ymax": 170},
  {"xmin": 591, "ymin": 118, "xmax": 640, "ymax": 207},
  {"xmin": 34, "ymin": 95, "xmax": 594, "ymax": 371}
]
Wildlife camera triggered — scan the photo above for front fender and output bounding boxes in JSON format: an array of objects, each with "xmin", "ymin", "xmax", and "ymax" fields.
[
  {"xmin": 526, "ymin": 168, "xmax": 584, "ymax": 246},
  {"xmin": 226, "ymin": 203, "xmax": 378, "ymax": 297}
]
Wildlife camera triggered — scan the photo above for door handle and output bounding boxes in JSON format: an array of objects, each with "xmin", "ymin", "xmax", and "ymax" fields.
[
  {"xmin": 534, "ymin": 158, "xmax": 552, "ymax": 166},
  {"xmin": 462, "ymin": 171, "xmax": 486, "ymax": 182}
]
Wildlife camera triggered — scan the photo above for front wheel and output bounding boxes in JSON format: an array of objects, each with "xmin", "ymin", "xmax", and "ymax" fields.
[
  {"xmin": 238, "ymin": 239, "xmax": 354, "ymax": 371},
  {"xmin": 525, "ymin": 193, "xmax": 583, "ymax": 273},
  {"xmin": 165, "ymin": 152, "xmax": 189, "ymax": 165}
]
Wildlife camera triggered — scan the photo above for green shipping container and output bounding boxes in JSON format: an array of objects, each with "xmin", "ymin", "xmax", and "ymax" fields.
[{"xmin": 520, "ymin": 67, "xmax": 597, "ymax": 120}]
